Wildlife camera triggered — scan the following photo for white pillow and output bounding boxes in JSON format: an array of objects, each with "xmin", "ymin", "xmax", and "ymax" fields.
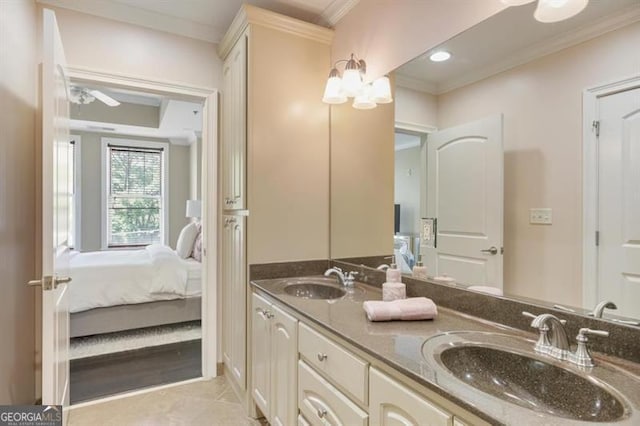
[{"xmin": 176, "ymin": 222, "xmax": 199, "ymax": 259}]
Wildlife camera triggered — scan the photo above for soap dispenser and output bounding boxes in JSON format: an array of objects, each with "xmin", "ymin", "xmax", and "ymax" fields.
[
  {"xmin": 412, "ymin": 255, "xmax": 428, "ymax": 280},
  {"xmin": 382, "ymin": 256, "xmax": 406, "ymax": 302}
]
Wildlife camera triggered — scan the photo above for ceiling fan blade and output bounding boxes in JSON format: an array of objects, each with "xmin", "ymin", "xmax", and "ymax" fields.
[{"xmin": 90, "ymin": 90, "xmax": 120, "ymax": 107}]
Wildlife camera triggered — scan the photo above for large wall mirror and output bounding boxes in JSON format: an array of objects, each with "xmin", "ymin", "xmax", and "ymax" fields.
[{"xmin": 332, "ymin": 0, "xmax": 640, "ymax": 324}]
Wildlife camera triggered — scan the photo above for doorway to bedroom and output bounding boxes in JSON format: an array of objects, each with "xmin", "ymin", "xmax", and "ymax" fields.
[{"xmin": 66, "ymin": 79, "xmax": 206, "ymax": 404}]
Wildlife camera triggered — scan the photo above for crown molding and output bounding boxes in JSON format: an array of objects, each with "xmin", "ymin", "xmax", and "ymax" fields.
[
  {"xmin": 218, "ymin": 4, "xmax": 334, "ymax": 59},
  {"xmin": 395, "ymin": 121, "xmax": 438, "ymax": 135},
  {"xmin": 395, "ymin": 73, "xmax": 438, "ymax": 95},
  {"xmin": 37, "ymin": 0, "xmax": 220, "ymax": 43},
  {"xmin": 436, "ymin": 5, "xmax": 640, "ymax": 95},
  {"xmin": 316, "ymin": 0, "xmax": 360, "ymax": 27}
]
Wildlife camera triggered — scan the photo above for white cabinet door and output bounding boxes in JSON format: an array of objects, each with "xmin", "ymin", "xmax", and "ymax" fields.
[
  {"xmin": 270, "ymin": 304, "xmax": 298, "ymax": 426},
  {"xmin": 251, "ymin": 293, "xmax": 271, "ymax": 417},
  {"xmin": 369, "ymin": 368, "xmax": 452, "ymax": 426},
  {"xmin": 221, "ymin": 35, "xmax": 246, "ymax": 211},
  {"xmin": 222, "ymin": 215, "xmax": 246, "ymax": 389}
]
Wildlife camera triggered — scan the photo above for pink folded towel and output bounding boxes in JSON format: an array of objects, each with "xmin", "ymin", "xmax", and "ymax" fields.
[{"xmin": 363, "ymin": 297, "xmax": 438, "ymax": 322}]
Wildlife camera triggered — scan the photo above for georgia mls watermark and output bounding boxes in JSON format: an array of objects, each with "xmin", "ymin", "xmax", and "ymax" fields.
[{"xmin": 0, "ymin": 406, "xmax": 62, "ymax": 426}]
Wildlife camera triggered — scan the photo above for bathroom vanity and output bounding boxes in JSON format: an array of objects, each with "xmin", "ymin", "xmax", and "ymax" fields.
[{"xmin": 248, "ymin": 269, "xmax": 640, "ymax": 426}]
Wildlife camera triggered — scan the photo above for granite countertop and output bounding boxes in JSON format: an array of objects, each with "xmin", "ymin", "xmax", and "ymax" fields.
[{"xmin": 251, "ymin": 276, "xmax": 640, "ymax": 426}]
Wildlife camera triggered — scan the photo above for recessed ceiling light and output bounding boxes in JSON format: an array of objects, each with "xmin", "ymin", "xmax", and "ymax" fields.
[{"xmin": 429, "ymin": 51, "xmax": 451, "ymax": 62}]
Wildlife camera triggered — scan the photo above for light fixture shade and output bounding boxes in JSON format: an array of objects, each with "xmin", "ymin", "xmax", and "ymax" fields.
[
  {"xmin": 372, "ymin": 76, "xmax": 393, "ymax": 104},
  {"xmin": 352, "ymin": 84, "xmax": 377, "ymax": 110},
  {"xmin": 322, "ymin": 75, "xmax": 347, "ymax": 104},
  {"xmin": 500, "ymin": 0, "xmax": 535, "ymax": 5},
  {"xmin": 342, "ymin": 56, "xmax": 364, "ymax": 97},
  {"xmin": 534, "ymin": 0, "xmax": 588, "ymax": 23},
  {"xmin": 186, "ymin": 199, "xmax": 202, "ymax": 218}
]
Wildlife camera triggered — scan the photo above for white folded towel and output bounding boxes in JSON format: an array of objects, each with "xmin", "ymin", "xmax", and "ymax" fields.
[{"xmin": 363, "ymin": 297, "xmax": 438, "ymax": 322}]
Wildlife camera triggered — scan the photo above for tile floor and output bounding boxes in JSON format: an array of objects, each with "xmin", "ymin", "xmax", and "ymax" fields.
[{"xmin": 68, "ymin": 376, "xmax": 263, "ymax": 425}]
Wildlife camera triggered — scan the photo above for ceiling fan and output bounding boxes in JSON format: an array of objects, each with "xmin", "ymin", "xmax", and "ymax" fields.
[{"xmin": 69, "ymin": 86, "xmax": 121, "ymax": 107}]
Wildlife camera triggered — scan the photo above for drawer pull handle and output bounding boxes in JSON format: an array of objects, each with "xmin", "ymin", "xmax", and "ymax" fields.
[
  {"xmin": 317, "ymin": 353, "xmax": 328, "ymax": 361},
  {"xmin": 265, "ymin": 311, "xmax": 274, "ymax": 319},
  {"xmin": 317, "ymin": 408, "xmax": 327, "ymax": 419}
]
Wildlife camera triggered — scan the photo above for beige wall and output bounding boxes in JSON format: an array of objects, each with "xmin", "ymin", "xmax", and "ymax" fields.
[
  {"xmin": 71, "ymin": 101, "xmax": 160, "ymax": 127},
  {"xmin": 332, "ymin": 0, "xmax": 506, "ymax": 80},
  {"xmin": 395, "ymin": 86, "xmax": 438, "ymax": 128},
  {"xmin": 436, "ymin": 22, "xmax": 640, "ymax": 306},
  {"xmin": 75, "ymin": 132, "xmax": 191, "ymax": 251},
  {"xmin": 0, "ymin": 0, "xmax": 37, "ymax": 404},
  {"xmin": 394, "ymin": 145, "xmax": 421, "ymax": 235},
  {"xmin": 41, "ymin": 6, "xmax": 222, "ymax": 89}
]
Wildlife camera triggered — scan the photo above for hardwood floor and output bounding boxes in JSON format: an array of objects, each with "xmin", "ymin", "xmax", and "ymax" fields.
[{"xmin": 70, "ymin": 339, "xmax": 201, "ymax": 404}]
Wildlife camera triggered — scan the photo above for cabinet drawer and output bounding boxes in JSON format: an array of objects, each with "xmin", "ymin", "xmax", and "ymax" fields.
[
  {"xmin": 299, "ymin": 322, "xmax": 368, "ymax": 404},
  {"xmin": 298, "ymin": 361, "xmax": 368, "ymax": 426},
  {"xmin": 369, "ymin": 367, "xmax": 452, "ymax": 426}
]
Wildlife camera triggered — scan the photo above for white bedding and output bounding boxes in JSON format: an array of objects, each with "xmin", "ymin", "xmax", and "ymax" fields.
[{"xmin": 69, "ymin": 245, "xmax": 201, "ymax": 313}]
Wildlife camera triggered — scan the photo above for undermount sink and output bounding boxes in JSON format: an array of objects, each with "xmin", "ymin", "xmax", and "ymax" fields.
[
  {"xmin": 440, "ymin": 346, "xmax": 624, "ymax": 422},
  {"xmin": 284, "ymin": 281, "xmax": 346, "ymax": 300},
  {"xmin": 422, "ymin": 332, "xmax": 635, "ymax": 424}
]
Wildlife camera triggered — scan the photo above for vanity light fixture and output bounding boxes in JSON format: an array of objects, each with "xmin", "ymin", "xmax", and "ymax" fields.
[
  {"xmin": 500, "ymin": 0, "xmax": 589, "ymax": 23},
  {"xmin": 429, "ymin": 51, "xmax": 451, "ymax": 62},
  {"xmin": 322, "ymin": 53, "xmax": 393, "ymax": 109}
]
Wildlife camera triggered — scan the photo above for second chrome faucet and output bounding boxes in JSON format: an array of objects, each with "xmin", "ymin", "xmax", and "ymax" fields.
[{"xmin": 523, "ymin": 311, "xmax": 609, "ymax": 368}]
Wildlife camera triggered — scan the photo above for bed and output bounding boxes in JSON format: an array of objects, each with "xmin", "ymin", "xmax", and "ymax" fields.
[{"xmin": 68, "ymin": 244, "xmax": 202, "ymax": 338}]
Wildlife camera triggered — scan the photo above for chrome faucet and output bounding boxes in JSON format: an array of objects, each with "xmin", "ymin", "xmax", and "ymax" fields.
[
  {"xmin": 523, "ymin": 312, "xmax": 610, "ymax": 367},
  {"xmin": 529, "ymin": 313, "xmax": 571, "ymax": 359},
  {"xmin": 591, "ymin": 300, "xmax": 617, "ymax": 318},
  {"xmin": 324, "ymin": 267, "xmax": 357, "ymax": 287},
  {"xmin": 376, "ymin": 264, "xmax": 390, "ymax": 271}
]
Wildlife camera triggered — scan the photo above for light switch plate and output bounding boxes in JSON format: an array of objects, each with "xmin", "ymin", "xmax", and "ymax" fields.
[{"xmin": 530, "ymin": 208, "xmax": 552, "ymax": 225}]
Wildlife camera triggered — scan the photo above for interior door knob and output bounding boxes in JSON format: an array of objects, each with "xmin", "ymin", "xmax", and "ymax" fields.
[{"xmin": 481, "ymin": 246, "xmax": 498, "ymax": 255}]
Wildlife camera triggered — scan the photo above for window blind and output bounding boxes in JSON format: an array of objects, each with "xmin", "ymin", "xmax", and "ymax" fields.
[{"xmin": 107, "ymin": 145, "xmax": 164, "ymax": 247}]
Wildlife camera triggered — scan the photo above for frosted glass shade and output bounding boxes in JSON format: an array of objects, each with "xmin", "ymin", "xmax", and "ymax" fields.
[
  {"xmin": 500, "ymin": 0, "xmax": 535, "ymax": 5},
  {"xmin": 322, "ymin": 76, "xmax": 347, "ymax": 104},
  {"xmin": 534, "ymin": 0, "xmax": 588, "ymax": 22},
  {"xmin": 352, "ymin": 84, "xmax": 377, "ymax": 110},
  {"xmin": 342, "ymin": 68, "xmax": 363, "ymax": 97},
  {"xmin": 186, "ymin": 199, "xmax": 201, "ymax": 218},
  {"xmin": 372, "ymin": 76, "xmax": 393, "ymax": 104}
]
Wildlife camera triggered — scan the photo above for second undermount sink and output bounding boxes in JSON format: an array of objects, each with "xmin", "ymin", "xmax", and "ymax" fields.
[
  {"xmin": 422, "ymin": 332, "xmax": 635, "ymax": 424},
  {"xmin": 284, "ymin": 279, "xmax": 346, "ymax": 300}
]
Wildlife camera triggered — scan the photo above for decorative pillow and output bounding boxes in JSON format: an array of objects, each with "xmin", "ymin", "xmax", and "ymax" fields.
[
  {"xmin": 176, "ymin": 222, "xmax": 199, "ymax": 259},
  {"xmin": 192, "ymin": 231, "xmax": 203, "ymax": 262}
]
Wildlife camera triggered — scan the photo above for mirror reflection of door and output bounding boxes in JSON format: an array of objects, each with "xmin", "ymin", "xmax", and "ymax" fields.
[
  {"xmin": 425, "ymin": 115, "xmax": 504, "ymax": 288},
  {"xmin": 593, "ymin": 86, "xmax": 640, "ymax": 319}
]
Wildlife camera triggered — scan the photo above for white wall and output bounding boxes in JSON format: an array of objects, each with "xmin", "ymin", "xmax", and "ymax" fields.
[
  {"xmin": 332, "ymin": 0, "xmax": 506, "ymax": 80},
  {"xmin": 0, "ymin": 0, "xmax": 37, "ymax": 404},
  {"xmin": 40, "ymin": 5, "xmax": 222, "ymax": 89},
  {"xmin": 394, "ymin": 145, "xmax": 421, "ymax": 235},
  {"xmin": 395, "ymin": 86, "xmax": 438, "ymax": 128},
  {"xmin": 437, "ymin": 22, "xmax": 640, "ymax": 306}
]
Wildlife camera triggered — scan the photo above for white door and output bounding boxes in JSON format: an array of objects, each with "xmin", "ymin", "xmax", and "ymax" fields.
[
  {"xmin": 597, "ymin": 87, "xmax": 640, "ymax": 318},
  {"xmin": 35, "ymin": 9, "xmax": 72, "ymax": 406},
  {"xmin": 270, "ymin": 304, "xmax": 298, "ymax": 426},
  {"xmin": 425, "ymin": 115, "xmax": 503, "ymax": 288}
]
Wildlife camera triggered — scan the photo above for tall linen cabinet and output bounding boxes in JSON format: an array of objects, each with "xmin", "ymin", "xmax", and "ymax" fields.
[{"xmin": 218, "ymin": 5, "xmax": 333, "ymax": 413}]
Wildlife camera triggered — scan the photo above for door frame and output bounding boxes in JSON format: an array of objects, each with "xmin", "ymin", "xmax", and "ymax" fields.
[
  {"xmin": 65, "ymin": 66, "xmax": 219, "ymax": 380},
  {"xmin": 582, "ymin": 74, "xmax": 640, "ymax": 309}
]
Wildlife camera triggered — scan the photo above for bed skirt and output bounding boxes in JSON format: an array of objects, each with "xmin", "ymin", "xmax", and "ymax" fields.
[{"xmin": 70, "ymin": 297, "xmax": 202, "ymax": 338}]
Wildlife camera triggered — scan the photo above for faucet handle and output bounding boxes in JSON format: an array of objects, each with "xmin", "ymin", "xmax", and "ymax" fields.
[
  {"xmin": 571, "ymin": 328, "xmax": 609, "ymax": 368},
  {"xmin": 577, "ymin": 328, "xmax": 609, "ymax": 340},
  {"xmin": 522, "ymin": 311, "xmax": 566, "ymax": 326},
  {"xmin": 344, "ymin": 271, "xmax": 358, "ymax": 286}
]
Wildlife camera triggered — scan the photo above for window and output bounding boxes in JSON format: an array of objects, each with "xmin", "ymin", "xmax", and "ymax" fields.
[{"xmin": 102, "ymin": 138, "xmax": 168, "ymax": 248}]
